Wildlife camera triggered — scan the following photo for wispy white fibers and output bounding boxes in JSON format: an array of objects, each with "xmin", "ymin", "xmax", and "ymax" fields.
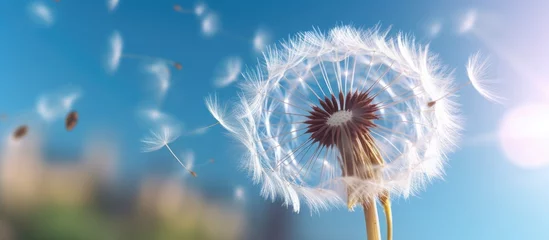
[
  {"xmin": 107, "ymin": 31, "xmax": 123, "ymax": 73},
  {"xmin": 208, "ymin": 26, "xmax": 465, "ymax": 213},
  {"xmin": 458, "ymin": 9, "xmax": 477, "ymax": 34},
  {"xmin": 180, "ymin": 149, "xmax": 196, "ymax": 174},
  {"xmin": 467, "ymin": 52, "xmax": 502, "ymax": 103},
  {"xmin": 146, "ymin": 61, "xmax": 171, "ymax": 100},
  {"xmin": 253, "ymin": 28, "xmax": 272, "ymax": 53},
  {"xmin": 36, "ymin": 87, "xmax": 81, "ymax": 122},
  {"xmin": 194, "ymin": 2, "xmax": 207, "ymax": 17},
  {"xmin": 107, "ymin": 0, "xmax": 120, "ymax": 12},
  {"xmin": 201, "ymin": 13, "xmax": 219, "ymax": 37},
  {"xmin": 214, "ymin": 56, "xmax": 243, "ymax": 88},
  {"xmin": 29, "ymin": 2, "xmax": 54, "ymax": 27}
]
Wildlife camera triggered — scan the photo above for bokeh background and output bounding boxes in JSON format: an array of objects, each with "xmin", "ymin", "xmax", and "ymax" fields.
[{"xmin": 0, "ymin": 0, "xmax": 548, "ymax": 239}]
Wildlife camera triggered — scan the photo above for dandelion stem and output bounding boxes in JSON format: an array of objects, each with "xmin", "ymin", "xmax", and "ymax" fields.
[
  {"xmin": 363, "ymin": 200, "xmax": 381, "ymax": 240},
  {"xmin": 380, "ymin": 195, "xmax": 393, "ymax": 240},
  {"xmin": 164, "ymin": 143, "xmax": 195, "ymax": 175}
]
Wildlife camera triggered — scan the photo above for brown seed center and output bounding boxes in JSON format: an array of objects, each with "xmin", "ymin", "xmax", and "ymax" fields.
[{"xmin": 305, "ymin": 91, "xmax": 379, "ymax": 147}]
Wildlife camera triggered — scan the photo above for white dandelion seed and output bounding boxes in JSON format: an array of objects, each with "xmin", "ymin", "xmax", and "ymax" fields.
[
  {"xmin": 107, "ymin": 0, "xmax": 120, "ymax": 12},
  {"xmin": 253, "ymin": 28, "xmax": 272, "ymax": 53},
  {"xmin": 146, "ymin": 61, "xmax": 171, "ymax": 100},
  {"xmin": 459, "ymin": 9, "xmax": 477, "ymax": 34},
  {"xmin": 141, "ymin": 124, "xmax": 195, "ymax": 176},
  {"xmin": 107, "ymin": 31, "xmax": 123, "ymax": 73},
  {"xmin": 180, "ymin": 149, "xmax": 197, "ymax": 177},
  {"xmin": 194, "ymin": 2, "xmax": 207, "ymax": 16},
  {"xmin": 206, "ymin": 25, "xmax": 497, "ymax": 239},
  {"xmin": 36, "ymin": 87, "xmax": 81, "ymax": 122},
  {"xmin": 214, "ymin": 56, "xmax": 243, "ymax": 88},
  {"xmin": 29, "ymin": 2, "xmax": 54, "ymax": 27},
  {"xmin": 201, "ymin": 12, "xmax": 219, "ymax": 37},
  {"xmin": 466, "ymin": 52, "xmax": 502, "ymax": 103}
]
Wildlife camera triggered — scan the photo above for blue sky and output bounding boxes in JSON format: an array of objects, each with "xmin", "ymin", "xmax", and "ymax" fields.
[{"xmin": 1, "ymin": 0, "xmax": 548, "ymax": 239}]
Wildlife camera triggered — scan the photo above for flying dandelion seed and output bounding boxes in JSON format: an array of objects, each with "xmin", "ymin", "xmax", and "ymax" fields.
[
  {"xmin": 0, "ymin": 114, "xmax": 7, "ymax": 121},
  {"xmin": 141, "ymin": 124, "xmax": 196, "ymax": 176},
  {"xmin": 12, "ymin": 125, "xmax": 28, "ymax": 140},
  {"xmin": 36, "ymin": 88, "xmax": 81, "ymax": 122},
  {"xmin": 65, "ymin": 111, "xmax": 78, "ymax": 131},
  {"xmin": 194, "ymin": 2, "xmax": 207, "ymax": 16},
  {"xmin": 146, "ymin": 61, "xmax": 171, "ymax": 100},
  {"xmin": 29, "ymin": 2, "xmax": 54, "ymax": 27},
  {"xmin": 207, "ymin": 26, "xmax": 496, "ymax": 240},
  {"xmin": 107, "ymin": 31, "xmax": 123, "ymax": 73},
  {"xmin": 214, "ymin": 56, "xmax": 243, "ymax": 88},
  {"xmin": 459, "ymin": 9, "xmax": 477, "ymax": 34},
  {"xmin": 253, "ymin": 28, "xmax": 272, "ymax": 53},
  {"xmin": 107, "ymin": 0, "xmax": 119, "ymax": 12},
  {"xmin": 201, "ymin": 12, "xmax": 219, "ymax": 37},
  {"xmin": 466, "ymin": 52, "xmax": 502, "ymax": 103},
  {"xmin": 180, "ymin": 150, "xmax": 198, "ymax": 177}
]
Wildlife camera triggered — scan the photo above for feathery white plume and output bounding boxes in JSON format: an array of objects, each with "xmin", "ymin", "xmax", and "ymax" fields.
[
  {"xmin": 459, "ymin": 9, "xmax": 477, "ymax": 34},
  {"xmin": 467, "ymin": 52, "xmax": 502, "ymax": 103},
  {"xmin": 181, "ymin": 149, "xmax": 195, "ymax": 172},
  {"xmin": 214, "ymin": 56, "xmax": 243, "ymax": 88},
  {"xmin": 36, "ymin": 87, "xmax": 81, "ymax": 122},
  {"xmin": 194, "ymin": 2, "xmax": 207, "ymax": 16},
  {"xmin": 253, "ymin": 28, "xmax": 272, "ymax": 53},
  {"xmin": 107, "ymin": 31, "xmax": 123, "ymax": 73},
  {"xmin": 29, "ymin": 2, "xmax": 54, "ymax": 27},
  {"xmin": 205, "ymin": 94, "xmax": 236, "ymax": 134},
  {"xmin": 201, "ymin": 13, "xmax": 219, "ymax": 37},
  {"xmin": 141, "ymin": 125, "xmax": 181, "ymax": 153},
  {"xmin": 107, "ymin": 0, "xmax": 120, "ymax": 12},
  {"xmin": 146, "ymin": 61, "xmax": 171, "ymax": 100}
]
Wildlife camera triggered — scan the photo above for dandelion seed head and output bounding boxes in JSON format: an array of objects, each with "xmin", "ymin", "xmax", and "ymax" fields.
[{"xmin": 210, "ymin": 26, "xmax": 461, "ymax": 213}]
